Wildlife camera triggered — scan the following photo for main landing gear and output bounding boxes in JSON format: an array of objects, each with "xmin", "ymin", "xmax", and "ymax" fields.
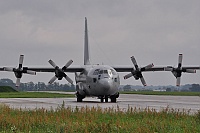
[
  {"xmin": 76, "ymin": 92, "xmax": 85, "ymax": 102},
  {"xmin": 99, "ymin": 95, "xmax": 118, "ymax": 103},
  {"xmin": 99, "ymin": 96, "xmax": 109, "ymax": 103}
]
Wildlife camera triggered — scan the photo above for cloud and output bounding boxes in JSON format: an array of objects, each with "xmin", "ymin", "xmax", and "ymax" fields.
[{"xmin": 0, "ymin": 0, "xmax": 200, "ymax": 85}]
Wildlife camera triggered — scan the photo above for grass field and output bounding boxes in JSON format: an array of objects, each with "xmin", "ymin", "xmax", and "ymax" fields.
[
  {"xmin": 0, "ymin": 92, "xmax": 74, "ymax": 98},
  {"xmin": 0, "ymin": 104, "xmax": 199, "ymax": 133},
  {"xmin": 120, "ymin": 91, "xmax": 200, "ymax": 96}
]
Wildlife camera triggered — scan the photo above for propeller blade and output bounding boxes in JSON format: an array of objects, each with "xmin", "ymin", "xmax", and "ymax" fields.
[
  {"xmin": 140, "ymin": 77, "xmax": 147, "ymax": 86},
  {"xmin": 144, "ymin": 63, "xmax": 154, "ymax": 69},
  {"xmin": 131, "ymin": 56, "xmax": 138, "ymax": 67},
  {"xmin": 19, "ymin": 55, "xmax": 24, "ymax": 69},
  {"xmin": 62, "ymin": 60, "xmax": 73, "ymax": 70},
  {"xmin": 48, "ymin": 60, "xmax": 57, "ymax": 68},
  {"xmin": 26, "ymin": 70, "xmax": 36, "ymax": 75},
  {"xmin": 16, "ymin": 78, "xmax": 21, "ymax": 87},
  {"xmin": 3, "ymin": 67, "xmax": 14, "ymax": 72},
  {"xmin": 48, "ymin": 76, "xmax": 57, "ymax": 84},
  {"xmin": 64, "ymin": 60, "xmax": 73, "ymax": 68},
  {"xmin": 65, "ymin": 75, "xmax": 73, "ymax": 84},
  {"xmin": 124, "ymin": 73, "xmax": 133, "ymax": 79},
  {"xmin": 185, "ymin": 69, "xmax": 196, "ymax": 73},
  {"xmin": 178, "ymin": 54, "xmax": 182, "ymax": 68},
  {"xmin": 176, "ymin": 77, "xmax": 181, "ymax": 86}
]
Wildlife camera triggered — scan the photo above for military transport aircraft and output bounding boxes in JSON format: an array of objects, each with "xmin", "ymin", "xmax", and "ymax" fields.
[{"xmin": 0, "ymin": 18, "xmax": 199, "ymax": 102}]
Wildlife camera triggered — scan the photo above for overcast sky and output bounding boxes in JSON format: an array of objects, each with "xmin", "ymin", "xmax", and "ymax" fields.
[{"xmin": 0, "ymin": 0, "xmax": 200, "ymax": 86}]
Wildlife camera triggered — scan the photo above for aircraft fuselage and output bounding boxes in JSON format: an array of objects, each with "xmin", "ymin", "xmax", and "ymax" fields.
[{"xmin": 75, "ymin": 65, "xmax": 120, "ymax": 102}]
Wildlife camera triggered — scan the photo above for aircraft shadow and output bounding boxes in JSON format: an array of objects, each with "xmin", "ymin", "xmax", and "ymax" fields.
[{"xmin": 71, "ymin": 101, "xmax": 118, "ymax": 103}]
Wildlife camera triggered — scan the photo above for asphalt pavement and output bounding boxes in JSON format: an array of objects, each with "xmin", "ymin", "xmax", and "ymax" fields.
[{"xmin": 0, "ymin": 94, "xmax": 199, "ymax": 114}]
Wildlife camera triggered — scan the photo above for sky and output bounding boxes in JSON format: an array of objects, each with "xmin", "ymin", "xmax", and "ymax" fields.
[{"xmin": 0, "ymin": 0, "xmax": 200, "ymax": 86}]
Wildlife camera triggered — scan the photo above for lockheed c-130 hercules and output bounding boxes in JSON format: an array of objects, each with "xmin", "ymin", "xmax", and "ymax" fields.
[{"xmin": 0, "ymin": 18, "xmax": 199, "ymax": 102}]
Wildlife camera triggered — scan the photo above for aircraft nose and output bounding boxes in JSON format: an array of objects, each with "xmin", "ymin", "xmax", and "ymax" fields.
[{"xmin": 99, "ymin": 78, "xmax": 113, "ymax": 91}]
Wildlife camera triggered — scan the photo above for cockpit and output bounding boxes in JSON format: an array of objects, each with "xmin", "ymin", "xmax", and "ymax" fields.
[
  {"xmin": 93, "ymin": 69, "xmax": 117, "ymax": 77},
  {"xmin": 91, "ymin": 68, "xmax": 117, "ymax": 82},
  {"xmin": 88, "ymin": 66, "xmax": 119, "ymax": 84}
]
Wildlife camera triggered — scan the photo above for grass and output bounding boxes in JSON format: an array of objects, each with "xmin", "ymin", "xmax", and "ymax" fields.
[
  {"xmin": 0, "ymin": 92, "xmax": 74, "ymax": 98},
  {"xmin": 120, "ymin": 91, "xmax": 200, "ymax": 96},
  {"xmin": 0, "ymin": 104, "xmax": 199, "ymax": 133}
]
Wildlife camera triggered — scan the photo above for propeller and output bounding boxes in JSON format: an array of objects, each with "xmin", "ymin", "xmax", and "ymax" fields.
[
  {"xmin": 3, "ymin": 55, "xmax": 36, "ymax": 87},
  {"xmin": 124, "ymin": 56, "xmax": 154, "ymax": 86},
  {"xmin": 164, "ymin": 54, "xmax": 196, "ymax": 86},
  {"xmin": 48, "ymin": 59, "xmax": 73, "ymax": 84}
]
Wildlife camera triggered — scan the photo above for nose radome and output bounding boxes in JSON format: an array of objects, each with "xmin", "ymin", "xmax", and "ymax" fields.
[{"xmin": 99, "ymin": 79, "xmax": 113, "ymax": 91}]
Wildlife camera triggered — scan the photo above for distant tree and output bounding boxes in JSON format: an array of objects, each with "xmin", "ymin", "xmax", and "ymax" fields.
[
  {"xmin": 166, "ymin": 88, "xmax": 172, "ymax": 92},
  {"xmin": 27, "ymin": 82, "xmax": 35, "ymax": 91},
  {"xmin": 0, "ymin": 78, "xmax": 75, "ymax": 91},
  {"xmin": 123, "ymin": 85, "xmax": 132, "ymax": 91},
  {"xmin": 0, "ymin": 78, "xmax": 15, "ymax": 88},
  {"xmin": 189, "ymin": 84, "xmax": 200, "ymax": 92}
]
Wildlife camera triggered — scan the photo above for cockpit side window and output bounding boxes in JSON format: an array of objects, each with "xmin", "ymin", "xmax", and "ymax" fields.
[
  {"xmin": 111, "ymin": 69, "xmax": 117, "ymax": 75},
  {"xmin": 108, "ymin": 69, "xmax": 112, "ymax": 77},
  {"xmin": 93, "ymin": 69, "xmax": 100, "ymax": 75}
]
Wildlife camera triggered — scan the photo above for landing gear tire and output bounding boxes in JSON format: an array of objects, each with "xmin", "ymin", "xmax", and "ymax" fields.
[
  {"xmin": 105, "ymin": 95, "xmax": 108, "ymax": 102},
  {"xmin": 110, "ymin": 96, "xmax": 117, "ymax": 103},
  {"xmin": 100, "ymin": 96, "xmax": 104, "ymax": 103},
  {"xmin": 77, "ymin": 97, "xmax": 83, "ymax": 102}
]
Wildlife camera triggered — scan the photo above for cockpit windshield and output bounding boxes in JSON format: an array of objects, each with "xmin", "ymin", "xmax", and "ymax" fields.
[
  {"xmin": 93, "ymin": 69, "xmax": 100, "ymax": 75},
  {"xmin": 93, "ymin": 68, "xmax": 117, "ymax": 77},
  {"xmin": 99, "ymin": 70, "xmax": 108, "ymax": 74}
]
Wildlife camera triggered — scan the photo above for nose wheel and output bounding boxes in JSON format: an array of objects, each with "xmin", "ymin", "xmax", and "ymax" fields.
[{"xmin": 105, "ymin": 96, "xmax": 108, "ymax": 102}]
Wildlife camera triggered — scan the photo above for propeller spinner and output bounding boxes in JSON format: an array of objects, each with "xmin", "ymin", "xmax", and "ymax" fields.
[
  {"xmin": 3, "ymin": 55, "xmax": 36, "ymax": 87},
  {"xmin": 48, "ymin": 59, "xmax": 73, "ymax": 84},
  {"xmin": 124, "ymin": 56, "xmax": 154, "ymax": 86},
  {"xmin": 164, "ymin": 54, "xmax": 196, "ymax": 86}
]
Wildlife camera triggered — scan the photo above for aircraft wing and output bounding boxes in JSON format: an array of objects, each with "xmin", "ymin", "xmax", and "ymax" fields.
[
  {"xmin": 113, "ymin": 65, "xmax": 200, "ymax": 72},
  {"xmin": 112, "ymin": 65, "xmax": 166, "ymax": 86},
  {"xmin": 0, "ymin": 64, "xmax": 85, "ymax": 86},
  {"xmin": 181, "ymin": 66, "xmax": 200, "ymax": 69},
  {"xmin": 25, "ymin": 66, "xmax": 84, "ymax": 73},
  {"xmin": 112, "ymin": 65, "xmax": 165, "ymax": 72}
]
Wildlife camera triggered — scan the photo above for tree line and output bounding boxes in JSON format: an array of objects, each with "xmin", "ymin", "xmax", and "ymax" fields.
[
  {"xmin": 122, "ymin": 84, "xmax": 200, "ymax": 92},
  {"xmin": 0, "ymin": 78, "xmax": 75, "ymax": 92}
]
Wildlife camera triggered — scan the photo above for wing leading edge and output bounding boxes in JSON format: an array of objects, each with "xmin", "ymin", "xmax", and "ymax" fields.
[
  {"xmin": 25, "ymin": 66, "xmax": 84, "ymax": 73},
  {"xmin": 113, "ymin": 66, "xmax": 165, "ymax": 72}
]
